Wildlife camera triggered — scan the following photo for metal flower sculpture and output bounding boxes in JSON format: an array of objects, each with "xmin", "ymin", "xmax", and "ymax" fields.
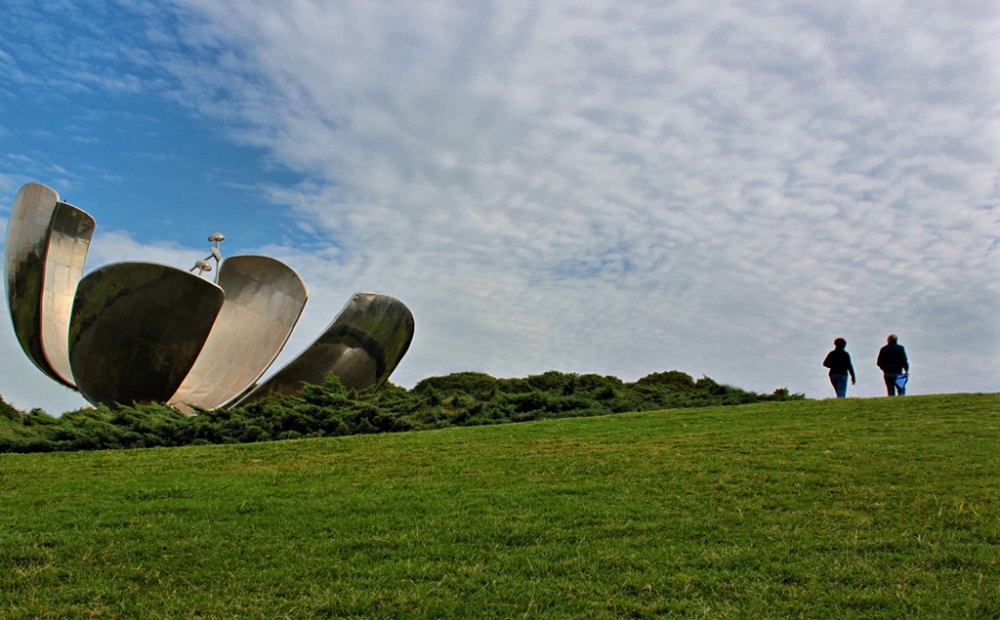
[{"xmin": 4, "ymin": 183, "xmax": 414, "ymax": 411}]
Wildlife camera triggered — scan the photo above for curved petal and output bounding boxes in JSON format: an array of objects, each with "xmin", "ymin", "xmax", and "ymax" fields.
[
  {"xmin": 170, "ymin": 255, "xmax": 308, "ymax": 412},
  {"xmin": 236, "ymin": 292, "xmax": 414, "ymax": 405},
  {"xmin": 4, "ymin": 183, "xmax": 94, "ymax": 387},
  {"xmin": 40, "ymin": 203, "xmax": 96, "ymax": 386},
  {"xmin": 69, "ymin": 262, "xmax": 224, "ymax": 407}
]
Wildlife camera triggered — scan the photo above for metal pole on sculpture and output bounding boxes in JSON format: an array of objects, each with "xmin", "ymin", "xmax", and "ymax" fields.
[{"xmin": 190, "ymin": 232, "xmax": 225, "ymax": 281}]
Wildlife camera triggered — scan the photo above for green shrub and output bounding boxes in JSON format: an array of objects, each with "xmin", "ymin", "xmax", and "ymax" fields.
[
  {"xmin": 0, "ymin": 395, "xmax": 22, "ymax": 422},
  {"xmin": 0, "ymin": 371, "xmax": 802, "ymax": 453}
]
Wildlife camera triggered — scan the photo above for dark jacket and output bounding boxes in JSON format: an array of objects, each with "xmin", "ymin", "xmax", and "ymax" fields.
[
  {"xmin": 877, "ymin": 342, "xmax": 909, "ymax": 374},
  {"xmin": 823, "ymin": 349, "xmax": 855, "ymax": 380}
]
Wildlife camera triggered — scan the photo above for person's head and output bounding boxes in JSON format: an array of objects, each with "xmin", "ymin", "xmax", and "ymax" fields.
[
  {"xmin": 834, "ymin": 337, "xmax": 846, "ymax": 349},
  {"xmin": 887, "ymin": 334, "xmax": 898, "ymax": 344}
]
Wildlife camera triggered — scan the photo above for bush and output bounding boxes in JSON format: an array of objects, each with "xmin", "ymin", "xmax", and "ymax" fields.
[
  {"xmin": 0, "ymin": 371, "xmax": 803, "ymax": 454},
  {"xmin": 0, "ymin": 396, "xmax": 22, "ymax": 422}
]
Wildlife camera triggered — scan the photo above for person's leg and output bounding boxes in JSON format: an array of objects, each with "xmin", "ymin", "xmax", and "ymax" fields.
[
  {"xmin": 883, "ymin": 373, "xmax": 897, "ymax": 396},
  {"xmin": 830, "ymin": 374, "xmax": 847, "ymax": 398}
]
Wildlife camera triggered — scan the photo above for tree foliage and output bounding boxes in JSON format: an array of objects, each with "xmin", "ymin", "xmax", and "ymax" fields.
[{"xmin": 0, "ymin": 370, "xmax": 802, "ymax": 453}]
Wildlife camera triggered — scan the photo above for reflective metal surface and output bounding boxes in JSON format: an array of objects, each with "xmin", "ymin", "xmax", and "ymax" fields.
[
  {"xmin": 69, "ymin": 263, "xmax": 225, "ymax": 406},
  {"xmin": 170, "ymin": 255, "xmax": 307, "ymax": 412},
  {"xmin": 5, "ymin": 182, "xmax": 416, "ymax": 410},
  {"xmin": 4, "ymin": 183, "xmax": 94, "ymax": 387},
  {"xmin": 41, "ymin": 203, "xmax": 96, "ymax": 386},
  {"xmin": 237, "ymin": 293, "xmax": 414, "ymax": 405}
]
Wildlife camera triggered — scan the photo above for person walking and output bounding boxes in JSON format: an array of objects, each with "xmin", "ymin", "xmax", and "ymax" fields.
[
  {"xmin": 877, "ymin": 334, "xmax": 909, "ymax": 396},
  {"xmin": 822, "ymin": 337, "xmax": 856, "ymax": 398}
]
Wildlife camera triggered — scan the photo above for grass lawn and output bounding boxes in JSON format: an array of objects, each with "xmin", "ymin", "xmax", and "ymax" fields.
[{"xmin": 1, "ymin": 393, "xmax": 998, "ymax": 618}]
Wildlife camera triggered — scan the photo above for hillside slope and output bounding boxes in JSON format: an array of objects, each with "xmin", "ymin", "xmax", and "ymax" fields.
[{"xmin": 1, "ymin": 393, "xmax": 998, "ymax": 618}]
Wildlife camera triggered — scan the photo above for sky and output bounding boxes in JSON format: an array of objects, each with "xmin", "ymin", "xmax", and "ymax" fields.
[{"xmin": 1, "ymin": 0, "xmax": 998, "ymax": 414}]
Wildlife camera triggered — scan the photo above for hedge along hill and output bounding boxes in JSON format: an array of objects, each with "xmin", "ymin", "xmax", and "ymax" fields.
[{"xmin": 0, "ymin": 370, "xmax": 801, "ymax": 453}]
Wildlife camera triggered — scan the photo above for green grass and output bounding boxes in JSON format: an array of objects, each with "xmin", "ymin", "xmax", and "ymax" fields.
[{"xmin": 1, "ymin": 393, "xmax": 998, "ymax": 618}]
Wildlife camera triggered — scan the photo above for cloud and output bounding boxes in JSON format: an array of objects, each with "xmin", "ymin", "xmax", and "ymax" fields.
[
  {"xmin": 1, "ymin": 0, "xmax": 998, "ymax": 412},
  {"xmin": 85, "ymin": 230, "xmax": 206, "ymax": 269},
  {"xmin": 150, "ymin": 0, "xmax": 1000, "ymax": 397}
]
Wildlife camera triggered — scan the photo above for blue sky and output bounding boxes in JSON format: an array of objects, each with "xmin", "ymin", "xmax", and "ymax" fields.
[
  {"xmin": 2, "ymin": 0, "xmax": 999, "ymax": 413},
  {"xmin": 1, "ymin": 0, "xmax": 308, "ymax": 245}
]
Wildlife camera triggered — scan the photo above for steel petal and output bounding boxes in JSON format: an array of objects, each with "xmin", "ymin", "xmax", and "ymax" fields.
[
  {"xmin": 69, "ymin": 263, "xmax": 225, "ymax": 407},
  {"xmin": 41, "ymin": 203, "xmax": 96, "ymax": 386},
  {"xmin": 236, "ymin": 292, "xmax": 414, "ymax": 405},
  {"xmin": 170, "ymin": 255, "xmax": 308, "ymax": 412},
  {"xmin": 4, "ymin": 183, "xmax": 94, "ymax": 387}
]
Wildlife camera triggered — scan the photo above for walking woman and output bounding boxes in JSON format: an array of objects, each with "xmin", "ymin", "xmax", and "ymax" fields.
[{"xmin": 822, "ymin": 337, "xmax": 856, "ymax": 398}]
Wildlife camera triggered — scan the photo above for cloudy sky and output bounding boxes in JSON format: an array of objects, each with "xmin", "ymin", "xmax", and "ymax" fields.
[{"xmin": 1, "ymin": 0, "xmax": 998, "ymax": 413}]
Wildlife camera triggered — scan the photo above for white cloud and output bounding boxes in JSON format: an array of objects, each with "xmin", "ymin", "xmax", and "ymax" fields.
[
  {"xmin": 2, "ymin": 0, "xmax": 998, "ymax": 412},
  {"xmin": 150, "ymin": 0, "xmax": 999, "ymax": 399},
  {"xmin": 86, "ymin": 230, "xmax": 207, "ymax": 269}
]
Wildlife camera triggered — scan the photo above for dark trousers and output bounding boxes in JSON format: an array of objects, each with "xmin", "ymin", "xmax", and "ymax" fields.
[
  {"xmin": 883, "ymin": 373, "xmax": 905, "ymax": 396},
  {"xmin": 829, "ymin": 374, "xmax": 848, "ymax": 398}
]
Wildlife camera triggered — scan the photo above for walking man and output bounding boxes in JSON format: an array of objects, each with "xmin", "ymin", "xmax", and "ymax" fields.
[{"xmin": 876, "ymin": 334, "xmax": 909, "ymax": 396}]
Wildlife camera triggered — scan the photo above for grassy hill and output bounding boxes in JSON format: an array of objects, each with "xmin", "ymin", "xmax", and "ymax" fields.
[{"xmin": 1, "ymin": 393, "xmax": 997, "ymax": 618}]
